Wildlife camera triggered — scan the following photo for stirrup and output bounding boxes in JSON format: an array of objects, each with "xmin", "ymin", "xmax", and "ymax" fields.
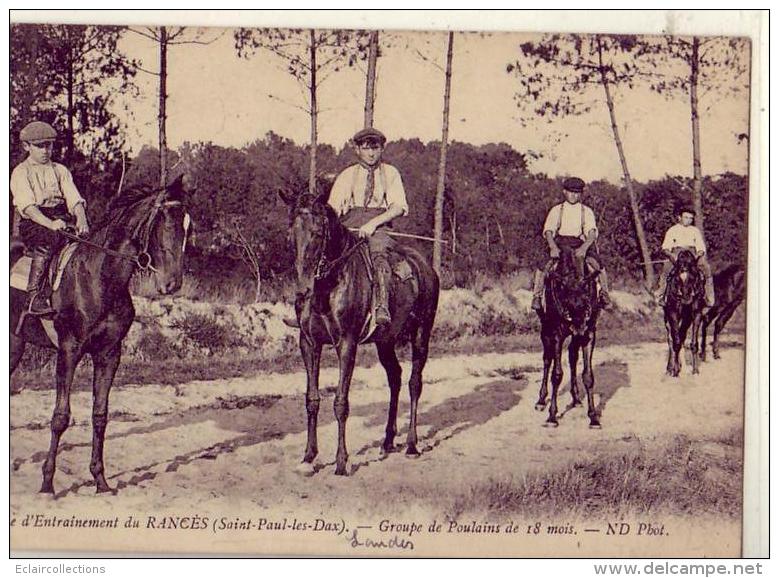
[
  {"xmin": 27, "ymin": 294, "xmax": 56, "ymax": 317},
  {"xmin": 374, "ymin": 306, "xmax": 391, "ymax": 327}
]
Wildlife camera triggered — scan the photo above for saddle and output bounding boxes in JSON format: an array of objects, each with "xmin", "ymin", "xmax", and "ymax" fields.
[
  {"xmin": 10, "ymin": 242, "xmax": 79, "ymax": 294},
  {"xmin": 359, "ymin": 246, "xmax": 418, "ymax": 343}
]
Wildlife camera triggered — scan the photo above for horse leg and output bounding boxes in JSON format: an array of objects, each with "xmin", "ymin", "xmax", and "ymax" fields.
[
  {"xmin": 90, "ymin": 345, "xmax": 121, "ymax": 493},
  {"xmin": 10, "ymin": 332, "xmax": 26, "ymax": 375},
  {"xmin": 536, "ymin": 330, "xmax": 553, "ymax": 410},
  {"xmin": 665, "ymin": 319, "xmax": 675, "ymax": 376},
  {"xmin": 546, "ymin": 335, "xmax": 563, "ymax": 427},
  {"xmin": 41, "ymin": 341, "xmax": 82, "ymax": 494},
  {"xmin": 677, "ymin": 317, "xmax": 692, "ymax": 377},
  {"xmin": 699, "ymin": 308, "xmax": 716, "ymax": 362},
  {"xmin": 333, "ymin": 338, "xmax": 357, "ymax": 476},
  {"xmin": 690, "ymin": 314, "xmax": 702, "ymax": 375},
  {"xmin": 568, "ymin": 337, "xmax": 582, "ymax": 407},
  {"xmin": 300, "ymin": 333, "xmax": 322, "ymax": 464},
  {"xmin": 406, "ymin": 323, "xmax": 432, "ymax": 456},
  {"xmin": 582, "ymin": 332, "xmax": 600, "ymax": 428},
  {"xmin": 376, "ymin": 342, "xmax": 402, "ymax": 454},
  {"xmin": 713, "ymin": 300, "xmax": 741, "ymax": 359}
]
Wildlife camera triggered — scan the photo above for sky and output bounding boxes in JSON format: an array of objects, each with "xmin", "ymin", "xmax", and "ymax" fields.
[{"xmin": 109, "ymin": 18, "xmax": 751, "ymax": 184}]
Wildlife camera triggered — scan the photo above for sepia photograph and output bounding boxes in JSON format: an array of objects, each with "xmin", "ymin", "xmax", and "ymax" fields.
[{"xmin": 7, "ymin": 10, "xmax": 766, "ymax": 558}]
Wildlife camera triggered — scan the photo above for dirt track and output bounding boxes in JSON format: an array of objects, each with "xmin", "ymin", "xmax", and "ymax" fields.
[{"xmin": 10, "ymin": 338, "xmax": 744, "ymax": 556}]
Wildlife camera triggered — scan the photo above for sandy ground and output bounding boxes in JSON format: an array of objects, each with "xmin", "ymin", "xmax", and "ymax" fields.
[{"xmin": 10, "ymin": 338, "xmax": 744, "ymax": 557}]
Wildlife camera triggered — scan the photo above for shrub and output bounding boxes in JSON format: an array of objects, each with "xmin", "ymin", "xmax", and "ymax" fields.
[
  {"xmin": 169, "ymin": 312, "xmax": 244, "ymax": 354},
  {"xmin": 133, "ymin": 326, "xmax": 186, "ymax": 362}
]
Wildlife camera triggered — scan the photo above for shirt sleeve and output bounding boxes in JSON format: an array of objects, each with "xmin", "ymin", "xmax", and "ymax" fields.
[
  {"xmin": 542, "ymin": 205, "xmax": 560, "ymax": 235},
  {"xmin": 583, "ymin": 206, "xmax": 598, "ymax": 237},
  {"xmin": 327, "ymin": 166, "xmax": 353, "ymax": 216},
  {"xmin": 383, "ymin": 164, "xmax": 409, "ymax": 216},
  {"xmin": 693, "ymin": 227, "xmax": 707, "ymax": 254},
  {"xmin": 55, "ymin": 164, "xmax": 86, "ymax": 213},
  {"xmin": 661, "ymin": 227, "xmax": 676, "ymax": 252},
  {"xmin": 10, "ymin": 164, "xmax": 36, "ymax": 214}
]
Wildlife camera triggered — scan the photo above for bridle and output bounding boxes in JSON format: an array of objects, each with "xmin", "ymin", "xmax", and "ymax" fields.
[
  {"xmin": 548, "ymin": 251, "xmax": 596, "ymax": 323},
  {"xmin": 302, "ymin": 211, "xmax": 366, "ymax": 281},
  {"xmin": 60, "ymin": 195, "xmax": 188, "ymax": 272}
]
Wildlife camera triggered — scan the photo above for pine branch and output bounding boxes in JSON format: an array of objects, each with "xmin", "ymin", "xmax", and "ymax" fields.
[{"xmin": 127, "ymin": 27, "xmax": 160, "ymax": 43}]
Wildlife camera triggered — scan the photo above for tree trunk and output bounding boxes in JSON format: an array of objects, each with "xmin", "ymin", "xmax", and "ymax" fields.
[
  {"xmin": 254, "ymin": 270, "xmax": 262, "ymax": 303},
  {"xmin": 450, "ymin": 211, "xmax": 457, "ymax": 256},
  {"xmin": 596, "ymin": 36, "xmax": 655, "ymax": 287},
  {"xmin": 66, "ymin": 40, "xmax": 75, "ymax": 165},
  {"xmin": 307, "ymin": 29, "xmax": 318, "ymax": 194},
  {"xmin": 689, "ymin": 36, "xmax": 706, "ymax": 242},
  {"xmin": 363, "ymin": 30, "xmax": 379, "ymax": 128},
  {"xmin": 158, "ymin": 26, "xmax": 168, "ymax": 188},
  {"xmin": 433, "ymin": 31, "xmax": 454, "ymax": 275}
]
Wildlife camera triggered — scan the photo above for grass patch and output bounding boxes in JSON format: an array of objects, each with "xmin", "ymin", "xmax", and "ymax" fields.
[{"xmin": 445, "ymin": 431, "xmax": 743, "ymax": 521}]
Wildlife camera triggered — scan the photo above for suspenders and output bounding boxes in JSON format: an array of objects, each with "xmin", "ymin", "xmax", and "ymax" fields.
[
  {"xmin": 348, "ymin": 164, "xmax": 388, "ymax": 208},
  {"xmin": 555, "ymin": 203, "xmax": 586, "ymax": 238}
]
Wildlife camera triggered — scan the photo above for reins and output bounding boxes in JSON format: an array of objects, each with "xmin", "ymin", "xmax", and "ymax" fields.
[
  {"xmin": 313, "ymin": 225, "xmax": 367, "ymax": 281},
  {"xmin": 59, "ymin": 197, "xmax": 184, "ymax": 272}
]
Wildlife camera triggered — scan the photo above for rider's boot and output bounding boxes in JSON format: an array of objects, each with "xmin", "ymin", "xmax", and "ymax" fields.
[
  {"xmin": 653, "ymin": 274, "xmax": 668, "ymax": 307},
  {"xmin": 598, "ymin": 269, "xmax": 612, "ymax": 310},
  {"xmin": 26, "ymin": 249, "xmax": 56, "ymax": 316},
  {"xmin": 373, "ymin": 254, "xmax": 392, "ymax": 327},
  {"xmin": 704, "ymin": 273, "xmax": 716, "ymax": 308},
  {"xmin": 531, "ymin": 269, "xmax": 545, "ymax": 312}
]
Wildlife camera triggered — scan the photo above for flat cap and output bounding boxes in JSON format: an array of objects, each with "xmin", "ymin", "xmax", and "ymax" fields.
[
  {"xmin": 352, "ymin": 127, "xmax": 386, "ymax": 145},
  {"xmin": 562, "ymin": 177, "xmax": 585, "ymax": 193},
  {"xmin": 20, "ymin": 121, "xmax": 57, "ymax": 143}
]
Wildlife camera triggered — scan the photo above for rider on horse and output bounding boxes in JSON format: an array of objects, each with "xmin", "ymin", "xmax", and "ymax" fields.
[
  {"xmin": 531, "ymin": 177, "xmax": 610, "ymax": 312},
  {"xmin": 10, "ymin": 120, "xmax": 90, "ymax": 316},
  {"xmin": 653, "ymin": 205, "xmax": 715, "ymax": 307},
  {"xmin": 288, "ymin": 127, "xmax": 408, "ymax": 329}
]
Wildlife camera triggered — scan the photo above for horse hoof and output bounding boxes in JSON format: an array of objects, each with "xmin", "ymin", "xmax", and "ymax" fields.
[
  {"xmin": 534, "ymin": 402, "xmax": 546, "ymax": 411},
  {"xmin": 381, "ymin": 445, "xmax": 399, "ymax": 457},
  {"xmin": 95, "ymin": 484, "xmax": 116, "ymax": 495},
  {"xmin": 334, "ymin": 466, "xmax": 348, "ymax": 476},
  {"xmin": 589, "ymin": 422, "xmax": 602, "ymax": 430},
  {"xmin": 543, "ymin": 421, "xmax": 559, "ymax": 428},
  {"xmin": 39, "ymin": 483, "xmax": 54, "ymax": 495},
  {"xmin": 295, "ymin": 461, "xmax": 316, "ymax": 476},
  {"xmin": 405, "ymin": 446, "xmax": 421, "ymax": 458}
]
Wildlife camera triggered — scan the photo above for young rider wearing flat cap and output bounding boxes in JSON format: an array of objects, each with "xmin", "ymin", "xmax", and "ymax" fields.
[
  {"xmin": 531, "ymin": 177, "xmax": 610, "ymax": 312},
  {"xmin": 10, "ymin": 120, "xmax": 90, "ymax": 316},
  {"xmin": 327, "ymin": 127, "xmax": 408, "ymax": 328}
]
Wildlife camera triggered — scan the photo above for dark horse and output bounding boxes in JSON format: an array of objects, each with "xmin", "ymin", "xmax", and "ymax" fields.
[
  {"xmin": 281, "ymin": 192, "xmax": 439, "ymax": 476},
  {"xmin": 663, "ymin": 249, "xmax": 706, "ymax": 376},
  {"xmin": 700, "ymin": 264, "xmax": 745, "ymax": 361},
  {"xmin": 535, "ymin": 241, "xmax": 601, "ymax": 428},
  {"xmin": 10, "ymin": 177, "xmax": 189, "ymax": 494}
]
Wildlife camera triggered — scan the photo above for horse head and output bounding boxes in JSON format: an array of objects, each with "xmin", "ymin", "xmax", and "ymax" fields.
[
  {"xmin": 144, "ymin": 174, "xmax": 191, "ymax": 295},
  {"xmin": 109, "ymin": 173, "xmax": 189, "ymax": 296},
  {"xmin": 668, "ymin": 249, "xmax": 705, "ymax": 307},
  {"xmin": 280, "ymin": 190, "xmax": 338, "ymax": 299},
  {"xmin": 548, "ymin": 245, "xmax": 598, "ymax": 336}
]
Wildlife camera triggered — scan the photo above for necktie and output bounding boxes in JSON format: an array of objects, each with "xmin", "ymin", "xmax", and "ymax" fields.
[{"xmin": 363, "ymin": 165, "xmax": 376, "ymax": 207}]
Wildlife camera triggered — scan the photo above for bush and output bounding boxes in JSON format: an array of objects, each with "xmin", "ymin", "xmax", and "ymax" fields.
[
  {"xmin": 133, "ymin": 326, "xmax": 186, "ymax": 362},
  {"xmin": 169, "ymin": 312, "xmax": 244, "ymax": 355}
]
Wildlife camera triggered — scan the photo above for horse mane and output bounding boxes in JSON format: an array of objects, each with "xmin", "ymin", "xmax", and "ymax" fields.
[
  {"xmin": 89, "ymin": 184, "xmax": 165, "ymax": 246},
  {"xmin": 87, "ymin": 175, "xmax": 186, "ymax": 247},
  {"xmin": 294, "ymin": 192, "xmax": 352, "ymax": 245}
]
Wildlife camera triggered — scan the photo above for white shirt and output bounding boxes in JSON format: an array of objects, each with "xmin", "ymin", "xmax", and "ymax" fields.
[
  {"xmin": 542, "ymin": 202, "xmax": 597, "ymax": 239},
  {"xmin": 327, "ymin": 163, "xmax": 409, "ymax": 217},
  {"xmin": 662, "ymin": 223, "xmax": 707, "ymax": 254},
  {"xmin": 11, "ymin": 157, "xmax": 86, "ymax": 216}
]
